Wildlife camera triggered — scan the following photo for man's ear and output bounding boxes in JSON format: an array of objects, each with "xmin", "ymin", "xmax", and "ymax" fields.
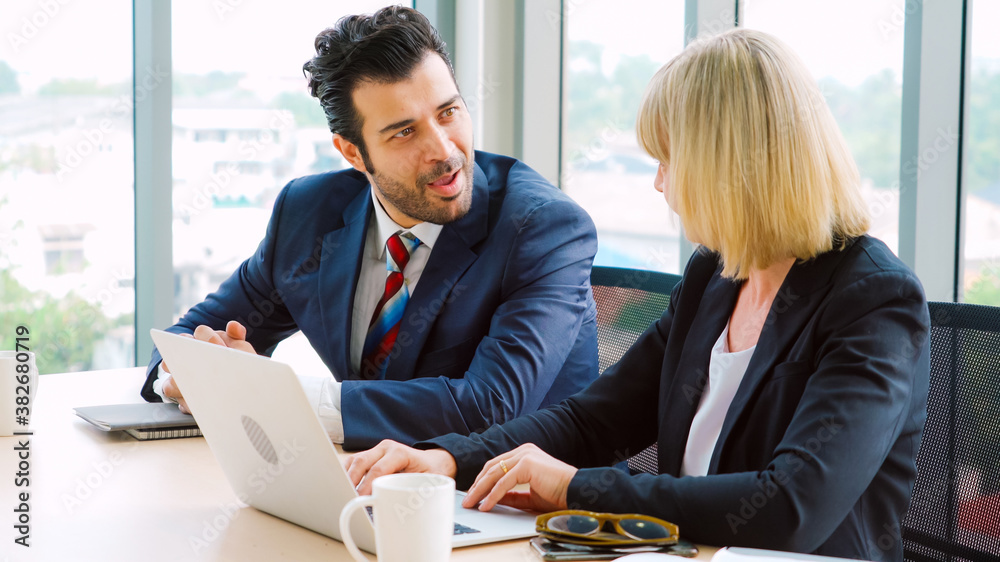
[{"xmin": 333, "ymin": 134, "xmax": 368, "ymax": 173}]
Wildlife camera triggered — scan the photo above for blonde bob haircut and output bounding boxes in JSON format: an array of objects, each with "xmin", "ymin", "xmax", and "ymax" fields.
[{"xmin": 637, "ymin": 29, "xmax": 870, "ymax": 280}]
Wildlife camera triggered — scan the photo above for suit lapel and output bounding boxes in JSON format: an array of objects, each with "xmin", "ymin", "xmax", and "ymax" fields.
[
  {"xmin": 318, "ymin": 187, "xmax": 372, "ymax": 381},
  {"xmin": 706, "ymin": 243, "xmax": 855, "ymax": 474},
  {"xmin": 658, "ymin": 267, "xmax": 741, "ymax": 476},
  {"xmin": 383, "ymin": 164, "xmax": 489, "ymax": 381}
]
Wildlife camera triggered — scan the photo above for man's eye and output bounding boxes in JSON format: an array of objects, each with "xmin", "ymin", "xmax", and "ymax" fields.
[
  {"xmin": 394, "ymin": 127, "xmax": 414, "ymax": 138},
  {"xmin": 442, "ymin": 107, "xmax": 457, "ymax": 118}
]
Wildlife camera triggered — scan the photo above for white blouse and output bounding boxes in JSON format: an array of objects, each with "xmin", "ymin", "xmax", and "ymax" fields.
[{"xmin": 680, "ymin": 320, "xmax": 756, "ymax": 477}]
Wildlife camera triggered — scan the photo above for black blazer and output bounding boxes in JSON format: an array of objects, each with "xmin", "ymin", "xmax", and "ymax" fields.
[{"xmin": 424, "ymin": 235, "xmax": 930, "ymax": 561}]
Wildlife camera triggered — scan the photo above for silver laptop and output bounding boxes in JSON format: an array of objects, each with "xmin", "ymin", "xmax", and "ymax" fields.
[{"xmin": 150, "ymin": 329, "xmax": 537, "ymax": 554}]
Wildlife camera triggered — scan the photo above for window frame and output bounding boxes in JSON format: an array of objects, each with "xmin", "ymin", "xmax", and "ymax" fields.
[{"xmin": 131, "ymin": 0, "xmax": 973, "ymax": 365}]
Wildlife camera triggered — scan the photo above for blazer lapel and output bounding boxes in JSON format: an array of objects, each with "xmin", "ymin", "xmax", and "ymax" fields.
[
  {"xmin": 318, "ymin": 187, "xmax": 372, "ymax": 381},
  {"xmin": 383, "ymin": 164, "xmax": 489, "ymax": 381},
  {"xmin": 706, "ymin": 243, "xmax": 855, "ymax": 474},
  {"xmin": 658, "ymin": 268, "xmax": 741, "ymax": 477}
]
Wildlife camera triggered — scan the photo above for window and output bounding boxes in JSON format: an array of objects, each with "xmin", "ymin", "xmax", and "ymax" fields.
[
  {"xmin": 0, "ymin": 1, "xmax": 135, "ymax": 373},
  {"xmin": 561, "ymin": 0, "xmax": 686, "ymax": 274},
  {"xmin": 743, "ymin": 0, "xmax": 905, "ymax": 256},
  {"xmin": 961, "ymin": 1, "xmax": 1000, "ymax": 306},
  {"xmin": 170, "ymin": 0, "xmax": 409, "ymax": 320}
]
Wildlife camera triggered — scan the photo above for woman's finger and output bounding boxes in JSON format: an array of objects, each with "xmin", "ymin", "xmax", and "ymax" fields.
[
  {"xmin": 464, "ymin": 453, "xmax": 519, "ymax": 508},
  {"xmin": 476, "ymin": 466, "xmax": 521, "ymax": 512},
  {"xmin": 495, "ymin": 490, "xmax": 535, "ymax": 511}
]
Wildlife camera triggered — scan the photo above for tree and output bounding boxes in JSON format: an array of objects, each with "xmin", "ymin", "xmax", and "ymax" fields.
[
  {"xmin": 0, "ymin": 197, "xmax": 111, "ymax": 374},
  {"xmin": 563, "ymin": 41, "xmax": 660, "ymax": 169},
  {"xmin": 965, "ymin": 267, "xmax": 1000, "ymax": 306},
  {"xmin": 173, "ymin": 71, "xmax": 248, "ymax": 97},
  {"xmin": 37, "ymin": 78, "xmax": 125, "ymax": 96},
  {"xmin": 272, "ymin": 91, "xmax": 328, "ymax": 128},
  {"xmin": 820, "ymin": 70, "xmax": 902, "ymax": 189},
  {"xmin": 965, "ymin": 69, "xmax": 1000, "ymax": 194},
  {"xmin": 0, "ymin": 61, "xmax": 20, "ymax": 94},
  {"xmin": 0, "ymin": 276, "xmax": 111, "ymax": 373}
]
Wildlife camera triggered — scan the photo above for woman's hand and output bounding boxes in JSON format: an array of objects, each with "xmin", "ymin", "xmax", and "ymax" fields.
[
  {"xmin": 344, "ymin": 439, "xmax": 458, "ymax": 495},
  {"xmin": 463, "ymin": 443, "xmax": 577, "ymax": 513}
]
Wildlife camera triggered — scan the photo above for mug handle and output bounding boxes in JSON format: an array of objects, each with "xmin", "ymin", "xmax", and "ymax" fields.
[{"xmin": 340, "ymin": 495, "xmax": 375, "ymax": 562}]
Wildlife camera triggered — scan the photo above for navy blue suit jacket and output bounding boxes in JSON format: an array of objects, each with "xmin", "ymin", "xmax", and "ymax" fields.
[
  {"xmin": 424, "ymin": 236, "xmax": 930, "ymax": 561},
  {"xmin": 142, "ymin": 151, "xmax": 599, "ymax": 450}
]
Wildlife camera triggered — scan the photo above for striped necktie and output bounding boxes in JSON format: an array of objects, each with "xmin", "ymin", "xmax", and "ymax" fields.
[{"xmin": 360, "ymin": 231, "xmax": 421, "ymax": 379}]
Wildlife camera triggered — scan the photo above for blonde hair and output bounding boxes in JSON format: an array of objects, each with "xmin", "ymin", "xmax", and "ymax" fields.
[{"xmin": 636, "ymin": 29, "xmax": 870, "ymax": 280}]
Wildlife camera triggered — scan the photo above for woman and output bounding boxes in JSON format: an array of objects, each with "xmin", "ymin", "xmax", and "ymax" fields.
[{"xmin": 344, "ymin": 29, "xmax": 929, "ymax": 561}]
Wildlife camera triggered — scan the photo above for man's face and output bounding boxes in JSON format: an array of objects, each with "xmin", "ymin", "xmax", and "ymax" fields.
[{"xmin": 338, "ymin": 53, "xmax": 475, "ymax": 228}]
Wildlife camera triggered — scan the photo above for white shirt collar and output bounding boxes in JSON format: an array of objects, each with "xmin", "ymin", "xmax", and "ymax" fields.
[{"xmin": 369, "ymin": 186, "xmax": 444, "ymax": 259}]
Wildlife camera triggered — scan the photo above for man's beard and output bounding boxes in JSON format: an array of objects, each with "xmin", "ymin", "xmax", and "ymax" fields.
[{"xmin": 370, "ymin": 153, "xmax": 474, "ymax": 225}]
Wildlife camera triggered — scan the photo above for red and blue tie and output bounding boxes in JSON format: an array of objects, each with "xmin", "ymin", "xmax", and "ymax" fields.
[{"xmin": 360, "ymin": 232, "xmax": 421, "ymax": 379}]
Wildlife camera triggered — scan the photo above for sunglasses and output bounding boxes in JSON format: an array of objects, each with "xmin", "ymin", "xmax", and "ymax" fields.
[{"xmin": 535, "ymin": 510, "xmax": 680, "ymax": 547}]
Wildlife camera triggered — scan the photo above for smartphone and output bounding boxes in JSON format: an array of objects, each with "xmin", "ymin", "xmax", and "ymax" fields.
[
  {"xmin": 529, "ymin": 537, "xmax": 634, "ymax": 561},
  {"xmin": 530, "ymin": 536, "xmax": 701, "ymax": 560}
]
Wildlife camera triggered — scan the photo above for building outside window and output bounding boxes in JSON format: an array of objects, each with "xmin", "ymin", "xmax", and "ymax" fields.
[{"xmin": 0, "ymin": 1, "xmax": 136, "ymax": 373}]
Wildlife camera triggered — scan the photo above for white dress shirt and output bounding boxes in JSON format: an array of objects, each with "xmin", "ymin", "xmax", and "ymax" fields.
[
  {"xmin": 680, "ymin": 320, "xmax": 756, "ymax": 477},
  {"xmin": 156, "ymin": 187, "xmax": 443, "ymax": 443}
]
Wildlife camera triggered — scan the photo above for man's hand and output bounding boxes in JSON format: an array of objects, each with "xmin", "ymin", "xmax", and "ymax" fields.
[
  {"xmin": 463, "ymin": 443, "xmax": 576, "ymax": 514},
  {"xmin": 161, "ymin": 321, "xmax": 256, "ymax": 414},
  {"xmin": 344, "ymin": 439, "xmax": 458, "ymax": 496}
]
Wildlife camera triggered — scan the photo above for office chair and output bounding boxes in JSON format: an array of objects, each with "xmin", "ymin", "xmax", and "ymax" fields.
[
  {"xmin": 902, "ymin": 301, "xmax": 1000, "ymax": 562},
  {"xmin": 589, "ymin": 265, "xmax": 681, "ymax": 475}
]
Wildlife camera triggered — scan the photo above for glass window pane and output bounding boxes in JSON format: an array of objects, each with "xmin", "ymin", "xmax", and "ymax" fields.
[
  {"xmin": 0, "ymin": 1, "xmax": 135, "ymax": 374},
  {"xmin": 561, "ymin": 1, "xmax": 686, "ymax": 274},
  {"xmin": 743, "ymin": 0, "xmax": 904, "ymax": 256},
  {"xmin": 170, "ymin": 1, "xmax": 410, "ymax": 320},
  {"xmin": 962, "ymin": 1, "xmax": 1000, "ymax": 306}
]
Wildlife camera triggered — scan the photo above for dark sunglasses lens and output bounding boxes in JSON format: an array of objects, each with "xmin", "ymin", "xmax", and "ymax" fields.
[
  {"xmin": 619, "ymin": 518, "xmax": 672, "ymax": 540},
  {"xmin": 547, "ymin": 515, "xmax": 601, "ymax": 535}
]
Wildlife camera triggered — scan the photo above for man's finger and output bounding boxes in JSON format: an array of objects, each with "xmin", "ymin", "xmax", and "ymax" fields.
[
  {"xmin": 162, "ymin": 376, "xmax": 181, "ymax": 399},
  {"xmin": 215, "ymin": 324, "xmax": 255, "ymax": 355},
  {"xmin": 221, "ymin": 335, "xmax": 256, "ymax": 354},
  {"xmin": 345, "ymin": 450, "xmax": 380, "ymax": 488},
  {"xmin": 342, "ymin": 454, "xmax": 357, "ymax": 475},
  {"xmin": 356, "ymin": 455, "xmax": 407, "ymax": 496},
  {"xmin": 162, "ymin": 376, "xmax": 190, "ymax": 414},
  {"xmin": 193, "ymin": 325, "xmax": 226, "ymax": 346},
  {"xmin": 161, "ymin": 360, "xmax": 171, "ymax": 374},
  {"xmin": 226, "ymin": 321, "xmax": 247, "ymax": 340}
]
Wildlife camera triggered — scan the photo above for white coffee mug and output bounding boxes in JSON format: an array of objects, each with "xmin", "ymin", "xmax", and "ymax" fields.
[
  {"xmin": 340, "ymin": 473, "xmax": 455, "ymax": 562},
  {"xmin": 0, "ymin": 351, "xmax": 38, "ymax": 437}
]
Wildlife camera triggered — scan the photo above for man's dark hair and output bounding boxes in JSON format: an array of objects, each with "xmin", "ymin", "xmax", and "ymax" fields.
[{"xmin": 303, "ymin": 6, "xmax": 455, "ymax": 172}]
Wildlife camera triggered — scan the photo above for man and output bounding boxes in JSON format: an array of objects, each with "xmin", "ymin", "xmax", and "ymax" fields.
[{"xmin": 141, "ymin": 6, "xmax": 599, "ymax": 450}]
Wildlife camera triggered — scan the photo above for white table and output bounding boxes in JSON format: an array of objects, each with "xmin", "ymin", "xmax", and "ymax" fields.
[{"xmin": 1, "ymin": 367, "xmax": 717, "ymax": 561}]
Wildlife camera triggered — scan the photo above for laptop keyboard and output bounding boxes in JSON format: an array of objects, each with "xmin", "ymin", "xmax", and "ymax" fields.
[
  {"xmin": 365, "ymin": 506, "xmax": 481, "ymax": 535},
  {"xmin": 453, "ymin": 523, "xmax": 480, "ymax": 535}
]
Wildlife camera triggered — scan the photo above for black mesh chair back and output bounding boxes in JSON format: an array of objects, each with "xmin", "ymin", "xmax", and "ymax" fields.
[
  {"xmin": 589, "ymin": 266, "xmax": 681, "ymax": 475},
  {"xmin": 903, "ymin": 302, "xmax": 1000, "ymax": 562}
]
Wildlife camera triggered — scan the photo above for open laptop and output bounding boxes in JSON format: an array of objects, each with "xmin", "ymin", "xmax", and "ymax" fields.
[{"xmin": 149, "ymin": 329, "xmax": 536, "ymax": 554}]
